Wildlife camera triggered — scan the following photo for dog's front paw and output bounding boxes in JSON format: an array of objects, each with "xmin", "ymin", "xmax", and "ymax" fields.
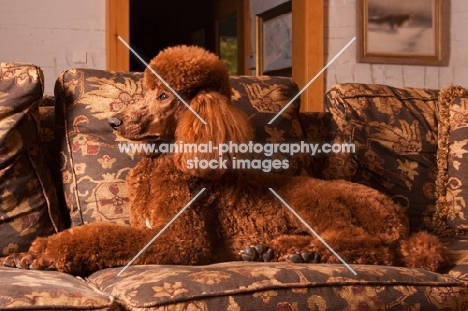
[
  {"xmin": 1, "ymin": 252, "xmax": 56, "ymax": 271},
  {"xmin": 239, "ymin": 245, "xmax": 274, "ymax": 262},
  {"xmin": 1, "ymin": 238, "xmax": 57, "ymax": 271},
  {"xmin": 2, "ymin": 252, "xmax": 36, "ymax": 269},
  {"xmin": 0, "ymin": 254, "xmax": 23, "ymax": 268}
]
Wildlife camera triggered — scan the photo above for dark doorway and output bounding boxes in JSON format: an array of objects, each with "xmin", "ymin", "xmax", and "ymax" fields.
[{"xmin": 129, "ymin": 0, "xmax": 216, "ymax": 71}]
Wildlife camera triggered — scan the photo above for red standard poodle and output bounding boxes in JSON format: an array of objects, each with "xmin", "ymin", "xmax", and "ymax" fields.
[{"xmin": 1, "ymin": 45, "xmax": 452, "ymax": 276}]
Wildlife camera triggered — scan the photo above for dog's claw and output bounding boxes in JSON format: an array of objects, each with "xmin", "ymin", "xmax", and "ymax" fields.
[
  {"xmin": 1, "ymin": 259, "xmax": 11, "ymax": 268},
  {"xmin": 262, "ymin": 248, "xmax": 274, "ymax": 262},
  {"xmin": 240, "ymin": 246, "xmax": 257, "ymax": 261},
  {"xmin": 289, "ymin": 252, "xmax": 321, "ymax": 264},
  {"xmin": 301, "ymin": 252, "xmax": 321, "ymax": 263},
  {"xmin": 254, "ymin": 245, "xmax": 265, "ymax": 254},
  {"xmin": 245, "ymin": 246, "xmax": 257, "ymax": 257},
  {"xmin": 240, "ymin": 245, "xmax": 274, "ymax": 262},
  {"xmin": 241, "ymin": 254, "xmax": 254, "ymax": 261},
  {"xmin": 1, "ymin": 254, "xmax": 26, "ymax": 269},
  {"xmin": 289, "ymin": 253, "xmax": 303, "ymax": 263}
]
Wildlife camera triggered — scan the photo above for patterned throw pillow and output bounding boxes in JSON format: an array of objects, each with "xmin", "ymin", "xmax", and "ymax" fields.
[
  {"xmin": 55, "ymin": 71, "xmax": 309, "ymax": 226},
  {"xmin": 324, "ymin": 83, "xmax": 439, "ymax": 231},
  {"xmin": 435, "ymin": 85, "xmax": 468, "ymax": 236},
  {"xmin": 0, "ymin": 63, "xmax": 63, "ymax": 256}
]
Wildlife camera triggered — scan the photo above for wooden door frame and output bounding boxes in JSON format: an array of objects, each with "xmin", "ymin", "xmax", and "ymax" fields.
[
  {"xmin": 292, "ymin": 0, "xmax": 324, "ymax": 112},
  {"xmin": 106, "ymin": 0, "xmax": 324, "ymax": 111},
  {"xmin": 214, "ymin": 0, "xmax": 246, "ymax": 75},
  {"xmin": 106, "ymin": 0, "xmax": 130, "ymax": 71}
]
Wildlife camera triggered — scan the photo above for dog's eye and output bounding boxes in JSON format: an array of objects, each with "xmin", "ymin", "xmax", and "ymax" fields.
[{"xmin": 158, "ymin": 93, "xmax": 169, "ymax": 101}]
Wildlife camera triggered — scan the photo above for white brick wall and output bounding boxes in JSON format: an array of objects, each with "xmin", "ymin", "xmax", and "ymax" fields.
[
  {"xmin": 0, "ymin": 0, "xmax": 106, "ymax": 95},
  {"xmin": 1, "ymin": 1, "xmax": 466, "ymax": 94},
  {"xmin": 325, "ymin": 0, "xmax": 468, "ymax": 90}
]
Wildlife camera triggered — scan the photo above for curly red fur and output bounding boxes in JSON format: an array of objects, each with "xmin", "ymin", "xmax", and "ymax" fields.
[{"xmin": 0, "ymin": 45, "xmax": 452, "ymax": 275}]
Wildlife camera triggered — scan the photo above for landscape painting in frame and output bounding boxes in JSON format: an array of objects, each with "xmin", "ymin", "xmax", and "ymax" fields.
[
  {"xmin": 256, "ymin": 1, "xmax": 292, "ymax": 76},
  {"xmin": 357, "ymin": 0, "xmax": 449, "ymax": 65}
]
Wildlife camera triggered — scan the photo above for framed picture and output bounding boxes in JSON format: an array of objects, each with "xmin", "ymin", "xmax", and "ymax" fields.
[
  {"xmin": 256, "ymin": 1, "xmax": 292, "ymax": 76},
  {"xmin": 357, "ymin": 0, "xmax": 449, "ymax": 66}
]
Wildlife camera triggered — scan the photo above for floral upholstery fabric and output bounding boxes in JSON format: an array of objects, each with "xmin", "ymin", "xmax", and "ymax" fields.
[
  {"xmin": 230, "ymin": 76, "xmax": 312, "ymax": 176},
  {"xmin": 4, "ymin": 66, "xmax": 468, "ymax": 310},
  {"xmin": 324, "ymin": 83, "xmax": 440, "ymax": 231},
  {"xmin": 0, "ymin": 267, "xmax": 117, "ymax": 310},
  {"xmin": 1, "ymin": 236, "xmax": 468, "ymax": 310},
  {"xmin": 87, "ymin": 261, "xmax": 468, "ymax": 310},
  {"xmin": 300, "ymin": 112, "xmax": 336, "ymax": 178},
  {"xmin": 54, "ymin": 71, "xmax": 310, "ymax": 226},
  {"xmin": 0, "ymin": 63, "xmax": 63, "ymax": 256},
  {"xmin": 435, "ymin": 85, "xmax": 468, "ymax": 235}
]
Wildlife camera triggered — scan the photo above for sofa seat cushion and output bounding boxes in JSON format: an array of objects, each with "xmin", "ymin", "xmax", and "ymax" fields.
[
  {"xmin": 87, "ymin": 262, "xmax": 468, "ymax": 310},
  {"xmin": 0, "ymin": 267, "xmax": 117, "ymax": 310},
  {"xmin": 324, "ymin": 83, "xmax": 440, "ymax": 231},
  {"xmin": 445, "ymin": 237, "xmax": 468, "ymax": 281}
]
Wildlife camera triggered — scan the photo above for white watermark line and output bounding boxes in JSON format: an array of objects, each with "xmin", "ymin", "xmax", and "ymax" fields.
[
  {"xmin": 117, "ymin": 36, "xmax": 207, "ymax": 125},
  {"xmin": 268, "ymin": 188, "xmax": 358, "ymax": 276},
  {"xmin": 117, "ymin": 141, "xmax": 356, "ymax": 157},
  {"xmin": 268, "ymin": 37, "xmax": 357, "ymax": 125},
  {"xmin": 117, "ymin": 188, "xmax": 206, "ymax": 276}
]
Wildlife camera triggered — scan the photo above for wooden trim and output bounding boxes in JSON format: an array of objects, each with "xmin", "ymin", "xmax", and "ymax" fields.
[
  {"xmin": 292, "ymin": 0, "xmax": 324, "ymax": 112},
  {"xmin": 106, "ymin": 0, "xmax": 129, "ymax": 71},
  {"xmin": 241, "ymin": 0, "xmax": 251, "ymax": 75},
  {"xmin": 236, "ymin": 0, "xmax": 246, "ymax": 75}
]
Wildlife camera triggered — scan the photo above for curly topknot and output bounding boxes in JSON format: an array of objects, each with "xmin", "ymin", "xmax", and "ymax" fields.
[{"xmin": 144, "ymin": 45, "xmax": 232, "ymax": 100}]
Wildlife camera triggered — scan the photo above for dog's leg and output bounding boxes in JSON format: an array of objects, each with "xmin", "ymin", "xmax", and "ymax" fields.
[
  {"xmin": 1, "ymin": 221, "xmax": 213, "ymax": 275},
  {"xmin": 1, "ymin": 223, "xmax": 152, "ymax": 274},
  {"xmin": 264, "ymin": 229, "xmax": 396, "ymax": 266},
  {"xmin": 270, "ymin": 179, "xmax": 413, "ymax": 266}
]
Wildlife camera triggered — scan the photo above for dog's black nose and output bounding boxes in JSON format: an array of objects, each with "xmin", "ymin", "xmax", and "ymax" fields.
[{"xmin": 108, "ymin": 117, "xmax": 123, "ymax": 130}]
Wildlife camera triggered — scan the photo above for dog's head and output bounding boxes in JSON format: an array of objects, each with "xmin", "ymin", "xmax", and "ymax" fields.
[{"xmin": 109, "ymin": 45, "xmax": 253, "ymax": 178}]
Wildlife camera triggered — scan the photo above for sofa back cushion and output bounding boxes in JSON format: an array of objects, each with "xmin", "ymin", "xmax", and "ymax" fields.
[
  {"xmin": 229, "ymin": 76, "xmax": 312, "ymax": 176},
  {"xmin": 324, "ymin": 83, "xmax": 439, "ymax": 231},
  {"xmin": 54, "ymin": 69, "xmax": 145, "ymax": 226},
  {"xmin": 54, "ymin": 69, "xmax": 309, "ymax": 227},
  {"xmin": 0, "ymin": 63, "xmax": 63, "ymax": 256},
  {"xmin": 300, "ymin": 112, "xmax": 336, "ymax": 178}
]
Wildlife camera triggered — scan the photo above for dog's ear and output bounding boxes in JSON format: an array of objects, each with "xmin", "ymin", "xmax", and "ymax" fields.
[{"xmin": 174, "ymin": 91, "xmax": 253, "ymax": 179}]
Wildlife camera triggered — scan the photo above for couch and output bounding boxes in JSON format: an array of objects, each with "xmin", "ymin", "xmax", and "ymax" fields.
[{"xmin": 1, "ymin": 62, "xmax": 468, "ymax": 310}]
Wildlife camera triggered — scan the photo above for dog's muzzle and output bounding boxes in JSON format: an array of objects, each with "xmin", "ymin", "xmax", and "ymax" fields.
[{"xmin": 108, "ymin": 117, "xmax": 123, "ymax": 130}]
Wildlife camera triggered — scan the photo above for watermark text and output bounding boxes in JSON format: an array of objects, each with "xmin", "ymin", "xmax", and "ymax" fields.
[{"xmin": 118, "ymin": 141, "xmax": 355, "ymax": 172}]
